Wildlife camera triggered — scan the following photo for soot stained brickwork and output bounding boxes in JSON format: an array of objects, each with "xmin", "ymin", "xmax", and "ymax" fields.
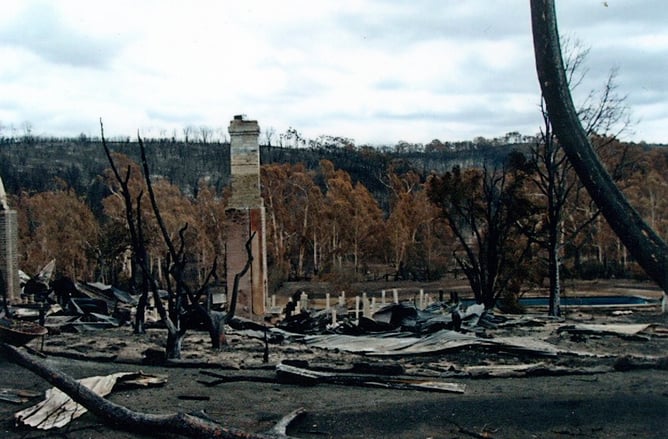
[
  {"xmin": 225, "ymin": 115, "xmax": 268, "ymax": 319},
  {"xmin": 0, "ymin": 177, "xmax": 19, "ymax": 303}
]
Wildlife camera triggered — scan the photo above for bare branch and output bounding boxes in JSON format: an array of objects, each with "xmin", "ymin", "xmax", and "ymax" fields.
[{"xmin": 226, "ymin": 231, "xmax": 256, "ymax": 322}]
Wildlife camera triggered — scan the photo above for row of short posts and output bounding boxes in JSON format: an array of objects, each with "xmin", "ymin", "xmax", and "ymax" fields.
[
  {"xmin": 349, "ymin": 289, "xmax": 434, "ymax": 319},
  {"xmin": 270, "ymin": 288, "xmax": 435, "ymax": 326}
]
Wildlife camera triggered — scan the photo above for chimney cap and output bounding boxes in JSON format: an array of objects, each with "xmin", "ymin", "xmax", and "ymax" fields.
[
  {"xmin": 0, "ymin": 176, "xmax": 8, "ymax": 210},
  {"xmin": 233, "ymin": 114, "xmax": 248, "ymax": 121}
]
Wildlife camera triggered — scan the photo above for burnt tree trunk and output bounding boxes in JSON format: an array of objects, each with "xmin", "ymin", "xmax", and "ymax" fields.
[
  {"xmin": 225, "ymin": 232, "xmax": 255, "ymax": 323},
  {"xmin": 166, "ymin": 328, "xmax": 187, "ymax": 359},
  {"xmin": 207, "ymin": 310, "xmax": 227, "ymax": 350},
  {"xmin": 134, "ymin": 291, "xmax": 147, "ymax": 334},
  {"xmin": 547, "ymin": 218, "xmax": 561, "ymax": 317},
  {"xmin": 531, "ymin": 0, "xmax": 668, "ymax": 298}
]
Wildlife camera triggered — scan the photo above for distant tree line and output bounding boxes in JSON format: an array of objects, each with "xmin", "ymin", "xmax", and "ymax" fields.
[
  {"xmin": 4, "ymin": 131, "xmax": 667, "ymax": 309},
  {"xmin": 0, "ymin": 129, "xmax": 545, "ymax": 214}
]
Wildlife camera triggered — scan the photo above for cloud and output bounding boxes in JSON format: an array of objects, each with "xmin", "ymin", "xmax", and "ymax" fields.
[
  {"xmin": 0, "ymin": 0, "xmax": 126, "ymax": 68},
  {"xmin": 0, "ymin": 0, "xmax": 666, "ymax": 145}
]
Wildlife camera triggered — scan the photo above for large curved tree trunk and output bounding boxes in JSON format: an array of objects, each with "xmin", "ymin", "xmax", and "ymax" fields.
[{"xmin": 530, "ymin": 0, "xmax": 668, "ymax": 299}]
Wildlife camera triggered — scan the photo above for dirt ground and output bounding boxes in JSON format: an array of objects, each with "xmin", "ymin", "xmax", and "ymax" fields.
[{"xmin": 1, "ymin": 280, "xmax": 667, "ymax": 439}]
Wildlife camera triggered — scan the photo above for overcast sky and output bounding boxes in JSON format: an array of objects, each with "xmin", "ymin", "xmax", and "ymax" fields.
[{"xmin": 0, "ymin": 1, "xmax": 666, "ymax": 146}]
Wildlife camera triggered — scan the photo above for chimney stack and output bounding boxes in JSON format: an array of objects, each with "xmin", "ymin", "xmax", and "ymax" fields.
[
  {"xmin": 224, "ymin": 115, "xmax": 268, "ymax": 319},
  {"xmin": 0, "ymin": 177, "xmax": 19, "ymax": 304}
]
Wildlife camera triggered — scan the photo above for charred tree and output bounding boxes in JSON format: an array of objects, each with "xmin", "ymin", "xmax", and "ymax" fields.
[
  {"xmin": 530, "ymin": 0, "xmax": 668, "ymax": 301},
  {"xmin": 531, "ymin": 40, "xmax": 633, "ymax": 317},
  {"xmin": 103, "ymin": 119, "xmax": 255, "ymax": 357},
  {"xmin": 101, "ymin": 123, "xmax": 150, "ymax": 334},
  {"xmin": 427, "ymin": 156, "xmax": 536, "ymax": 309},
  {"xmin": 138, "ymin": 134, "xmax": 255, "ymax": 350}
]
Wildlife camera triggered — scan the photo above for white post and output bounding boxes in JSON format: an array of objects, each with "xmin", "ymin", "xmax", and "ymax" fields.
[
  {"xmin": 300, "ymin": 292, "xmax": 308, "ymax": 312},
  {"xmin": 271, "ymin": 294, "xmax": 276, "ymax": 308},
  {"xmin": 419, "ymin": 289, "xmax": 425, "ymax": 309},
  {"xmin": 381, "ymin": 289, "xmax": 386, "ymax": 305},
  {"xmin": 325, "ymin": 292, "xmax": 331, "ymax": 310},
  {"xmin": 332, "ymin": 308, "xmax": 337, "ymax": 325},
  {"xmin": 393, "ymin": 288, "xmax": 399, "ymax": 304},
  {"xmin": 355, "ymin": 295, "xmax": 360, "ymax": 320}
]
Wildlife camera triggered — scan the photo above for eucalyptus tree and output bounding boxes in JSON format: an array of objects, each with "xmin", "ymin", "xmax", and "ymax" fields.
[{"xmin": 427, "ymin": 153, "xmax": 537, "ymax": 309}]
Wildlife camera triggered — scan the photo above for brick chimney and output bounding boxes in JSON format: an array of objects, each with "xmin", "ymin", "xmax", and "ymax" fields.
[
  {"xmin": 0, "ymin": 176, "xmax": 19, "ymax": 304},
  {"xmin": 225, "ymin": 115, "xmax": 268, "ymax": 319}
]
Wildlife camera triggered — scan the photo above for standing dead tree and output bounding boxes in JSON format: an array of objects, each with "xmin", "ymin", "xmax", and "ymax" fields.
[
  {"xmin": 102, "ymin": 123, "xmax": 186, "ymax": 356},
  {"xmin": 101, "ymin": 120, "xmax": 254, "ymax": 358},
  {"xmin": 531, "ymin": 64, "xmax": 633, "ymax": 317},
  {"xmin": 531, "ymin": 0, "xmax": 668, "ymax": 304},
  {"xmin": 101, "ymin": 126, "xmax": 152, "ymax": 335},
  {"xmin": 427, "ymin": 155, "xmax": 537, "ymax": 310},
  {"xmin": 136, "ymin": 133, "xmax": 254, "ymax": 351}
]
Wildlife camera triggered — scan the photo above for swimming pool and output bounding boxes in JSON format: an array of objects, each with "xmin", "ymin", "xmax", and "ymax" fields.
[{"xmin": 516, "ymin": 295, "xmax": 659, "ymax": 307}]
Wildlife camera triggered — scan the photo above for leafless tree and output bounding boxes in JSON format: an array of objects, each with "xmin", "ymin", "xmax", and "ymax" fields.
[
  {"xmin": 101, "ymin": 120, "xmax": 253, "ymax": 358},
  {"xmin": 182, "ymin": 125, "xmax": 195, "ymax": 144},
  {"xmin": 531, "ymin": 41, "xmax": 633, "ymax": 316},
  {"xmin": 198, "ymin": 125, "xmax": 214, "ymax": 144},
  {"xmin": 531, "ymin": 0, "xmax": 668, "ymax": 304},
  {"xmin": 263, "ymin": 126, "xmax": 277, "ymax": 147}
]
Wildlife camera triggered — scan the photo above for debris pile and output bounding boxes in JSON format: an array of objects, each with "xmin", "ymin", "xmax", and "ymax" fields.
[
  {"xmin": 9, "ymin": 266, "xmax": 137, "ymax": 333},
  {"xmin": 276, "ymin": 289, "xmax": 497, "ymax": 337}
]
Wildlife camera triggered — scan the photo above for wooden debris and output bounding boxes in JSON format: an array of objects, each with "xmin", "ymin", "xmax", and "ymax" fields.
[
  {"xmin": 198, "ymin": 361, "xmax": 465, "ymax": 394},
  {"xmin": 464, "ymin": 363, "xmax": 610, "ymax": 378},
  {"xmin": 613, "ymin": 355, "xmax": 668, "ymax": 371},
  {"xmin": 557, "ymin": 323, "xmax": 652, "ymax": 339},
  {"xmin": 40, "ymin": 349, "xmax": 118, "ymax": 362},
  {"xmin": 197, "ymin": 370, "xmax": 276, "ymax": 387},
  {"xmin": 265, "ymin": 408, "xmax": 306, "ymax": 438},
  {"xmin": 0, "ymin": 388, "xmax": 41, "ymax": 404},
  {"xmin": 275, "ymin": 362, "xmax": 466, "ymax": 394},
  {"xmin": 177, "ymin": 395, "xmax": 211, "ymax": 401},
  {"xmin": 648, "ymin": 325, "xmax": 668, "ymax": 337}
]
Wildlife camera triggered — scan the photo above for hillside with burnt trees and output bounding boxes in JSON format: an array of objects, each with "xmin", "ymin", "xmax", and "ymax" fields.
[
  {"xmin": 0, "ymin": 134, "xmax": 530, "ymax": 208},
  {"xmin": 2, "ymin": 133, "xmax": 667, "ymax": 308}
]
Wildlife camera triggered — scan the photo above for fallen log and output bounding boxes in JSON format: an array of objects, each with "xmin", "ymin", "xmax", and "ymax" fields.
[
  {"xmin": 198, "ymin": 370, "xmax": 276, "ymax": 387},
  {"xmin": 463, "ymin": 363, "xmax": 610, "ymax": 378},
  {"xmin": 613, "ymin": 355, "xmax": 668, "ymax": 372},
  {"xmin": 275, "ymin": 362, "xmax": 466, "ymax": 394},
  {"xmin": 0, "ymin": 342, "xmax": 304, "ymax": 438},
  {"xmin": 557, "ymin": 323, "xmax": 652, "ymax": 340},
  {"xmin": 198, "ymin": 363, "xmax": 466, "ymax": 394}
]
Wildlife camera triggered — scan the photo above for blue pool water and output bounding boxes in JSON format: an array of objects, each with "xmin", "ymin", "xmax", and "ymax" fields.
[
  {"xmin": 453, "ymin": 295, "xmax": 658, "ymax": 308},
  {"xmin": 517, "ymin": 295, "xmax": 657, "ymax": 307}
]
